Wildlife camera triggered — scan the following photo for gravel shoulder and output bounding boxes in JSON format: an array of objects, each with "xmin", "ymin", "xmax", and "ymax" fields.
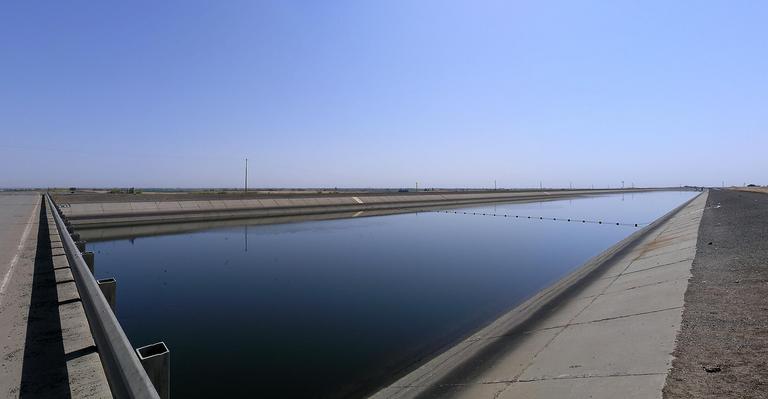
[{"xmin": 664, "ymin": 189, "xmax": 768, "ymax": 398}]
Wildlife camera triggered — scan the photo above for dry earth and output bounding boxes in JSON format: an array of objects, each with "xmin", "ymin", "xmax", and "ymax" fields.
[{"xmin": 664, "ymin": 189, "xmax": 768, "ymax": 398}]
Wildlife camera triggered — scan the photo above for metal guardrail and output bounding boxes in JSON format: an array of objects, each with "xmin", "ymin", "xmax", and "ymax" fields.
[{"xmin": 45, "ymin": 193, "xmax": 160, "ymax": 399}]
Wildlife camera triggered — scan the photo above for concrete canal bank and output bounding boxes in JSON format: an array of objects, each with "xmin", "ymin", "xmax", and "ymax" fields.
[
  {"xmin": 372, "ymin": 192, "xmax": 709, "ymax": 398},
  {"xmin": 55, "ymin": 189, "xmax": 668, "ymax": 229},
  {"xmin": 82, "ymin": 190, "xmax": 698, "ymax": 398}
]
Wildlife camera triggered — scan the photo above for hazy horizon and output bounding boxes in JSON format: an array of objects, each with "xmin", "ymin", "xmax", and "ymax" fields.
[
  {"xmin": 2, "ymin": 1, "xmax": 766, "ymax": 188},
  {"xmin": 0, "ymin": 184, "xmax": 721, "ymax": 191}
]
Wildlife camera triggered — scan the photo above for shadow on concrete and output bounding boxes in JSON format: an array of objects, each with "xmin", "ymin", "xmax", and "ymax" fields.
[{"xmin": 20, "ymin": 201, "xmax": 71, "ymax": 398}]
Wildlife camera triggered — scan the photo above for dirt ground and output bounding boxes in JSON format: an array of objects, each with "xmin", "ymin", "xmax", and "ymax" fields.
[
  {"xmin": 664, "ymin": 189, "xmax": 768, "ymax": 398},
  {"xmin": 735, "ymin": 186, "xmax": 768, "ymax": 194}
]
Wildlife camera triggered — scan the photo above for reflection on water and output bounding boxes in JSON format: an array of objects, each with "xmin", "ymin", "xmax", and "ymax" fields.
[{"xmin": 89, "ymin": 191, "xmax": 696, "ymax": 398}]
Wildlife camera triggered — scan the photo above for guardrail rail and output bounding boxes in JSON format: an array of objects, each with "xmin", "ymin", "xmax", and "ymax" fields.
[{"xmin": 46, "ymin": 193, "xmax": 162, "ymax": 399}]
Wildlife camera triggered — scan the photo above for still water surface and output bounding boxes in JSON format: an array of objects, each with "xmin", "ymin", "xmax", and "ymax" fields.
[{"xmin": 89, "ymin": 191, "xmax": 697, "ymax": 398}]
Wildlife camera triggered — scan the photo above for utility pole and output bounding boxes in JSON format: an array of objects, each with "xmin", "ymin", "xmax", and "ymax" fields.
[
  {"xmin": 621, "ymin": 180, "xmax": 625, "ymax": 189},
  {"xmin": 494, "ymin": 180, "xmax": 497, "ymax": 190},
  {"xmin": 416, "ymin": 182, "xmax": 418, "ymax": 192},
  {"xmin": 245, "ymin": 158, "xmax": 248, "ymax": 194},
  {"xmin": 569, "ymin": 181, "xmax": 572, "ymax": 190},
  {"xmin": 539, "ymin": 181, "xmax": 542, "ymax": 190}
]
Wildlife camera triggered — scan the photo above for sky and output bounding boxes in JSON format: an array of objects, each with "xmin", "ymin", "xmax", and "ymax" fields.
[{"xmin": 2, "ymin": 1, "xmax": 766, "ymax": 189}]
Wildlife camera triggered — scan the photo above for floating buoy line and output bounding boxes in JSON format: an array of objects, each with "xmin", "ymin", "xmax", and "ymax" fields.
[{"xmin": 433, "ymin": 210, "xmax": 649, "ymax": 228}]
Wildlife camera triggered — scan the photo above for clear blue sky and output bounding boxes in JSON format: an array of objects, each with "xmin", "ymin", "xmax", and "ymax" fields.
[{"xmin": 2, "ymin": 1, "xmax": 766, "ymax": 189}]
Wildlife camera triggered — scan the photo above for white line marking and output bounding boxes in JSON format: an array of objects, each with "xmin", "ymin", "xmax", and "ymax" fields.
[
  {"xmin": 352, "ymin": 196, "xmax": 364, "ymax": 204},
  {"xmin": 0, "ymin": 197, "xmax": 40, "ymax": 306},
  {"xmin": 353, "ymin": 211, "xmax": 364, "ymax": 217}
]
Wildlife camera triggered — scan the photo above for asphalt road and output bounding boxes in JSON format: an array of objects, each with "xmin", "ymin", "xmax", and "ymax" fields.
[{"xmin": 664, "ymin": 189, "xmax": 768, "ymax": 398}]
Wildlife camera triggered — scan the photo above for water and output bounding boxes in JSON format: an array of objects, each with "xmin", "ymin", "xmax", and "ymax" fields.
[{"xmin": 88, "ymin": 191, "xmax": 697, "ymax": 398}]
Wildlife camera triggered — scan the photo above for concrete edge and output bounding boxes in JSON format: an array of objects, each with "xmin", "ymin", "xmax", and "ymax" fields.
[
  {"xmin": 44, "ymin": 196, "xmax": 113, "ymax": 397},
  {"xmin": 72, "ymin": 196, "xmax": 578, "ymax": 236},
  {"xmin": 370, "ymin": 192, "xmax": 704, "ymax": 398},
  {"xmin": 65, "ymin": 190, "xmax": 692, "ymax": 230},
  {"xmin": 61, "ymin": 190, "xmax": 686, "ymax": 225},
  {"xmin": 77, "ymin": 200, "xmax": 560, "ymax": 242},
  {"xmin": 64, "ymin": 194, "xmax": 592, "ymax": 223}
]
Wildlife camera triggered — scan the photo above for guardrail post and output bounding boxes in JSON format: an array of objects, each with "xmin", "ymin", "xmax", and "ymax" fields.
[
  {"xmin": 82, "ymin": 251, "xmax": 95, "ymax": 273},
  {"xmin": 97, "ymin": 278, "xmax": 117, "ymax": 311},
  {"xmin": 136, "ymin": 342, "xmax": 170, "ymax": 399}
]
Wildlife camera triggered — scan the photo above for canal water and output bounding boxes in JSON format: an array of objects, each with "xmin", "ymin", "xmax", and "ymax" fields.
[{"xmin": 88, "ymin": 191, "xmax": 697, "ymax": 398}]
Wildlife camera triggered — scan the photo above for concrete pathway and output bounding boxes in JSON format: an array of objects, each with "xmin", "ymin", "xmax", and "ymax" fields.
[
  {"xmin": 0, "ymin": 193, "xmax": 40, "ymax": 307},
  {"xmin": 374, "ymin": 192, "xmax": 708, "ymax": 398},
  {"xmin": 0, "ymin": 193, "xmax": 42, "ymax": 397},
  {"xmin": 1, "ymin": 193, "xmax": 110, "ymax": 398}
]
